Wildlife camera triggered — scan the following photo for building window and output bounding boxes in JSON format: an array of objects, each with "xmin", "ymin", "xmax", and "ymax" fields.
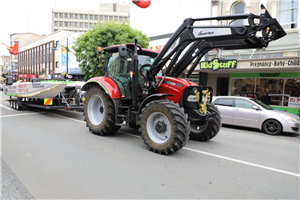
[
  {"xmin": 90, "ymin": 15, "xmax": 93, "ymax": 20},
  {"xmin": 59, "ymin": 21, "xmax": 63, "ymax": 27},
  {"xmin": 70, "ymin": 13, "xmax": 73, "ymax": 19},
  {"xmin": 85, "ymin": 14, "xmax": 88, "ymax": 20},
  {"xmin": 89, "ymin": 23, "xmax": 93, "ymax": 27},
  {"xmin": 60, "ymin": 13, "xmax": 63, "ymax": 18},
  {"xmin": 80, "ymin": 14, "xmax": 83, "ymax": 19},
  {"xmin": 74, "ymin": 22, "xmax": 78, "ymax": 28},
  {"xmin": 80, "ymin": 22, "xmax": 83, "ymax": 28},
  {"xmin": 75, "ymin": 14, "xmax": 78, "ymax": 19},
  {"xmin": 105, "ymin": 16, "xmax": 108, "ymax": 21},
  {"xmin": 95, "ymin": 15, "xmax": 98, "ymax": 20},
  {"xmin": 65, "ymin": 22, "xmax": 68, "ymax": 27},
  {"xmin": 113, "ymin": 3, "xmax": 117, "ymax": 12},
  {"xmin": 69, "ymin": 22, "xmax": 73, "ymax": 27},
  {"xmin": 100, "ymin": 15, "xmax": 103, "ymax": 21},
  {"xmin": 109, "ymin": 16, "xmax": 113, "ymax": 21},
  {"xmin": 54, "ymin": 13, "xmax": 58, "ymax": 18},
  {"xmin": 84, "ymin": 22, "xmax": 88, "ymax": 28},
  {"xmin": 54, "ymin": 21, "xmax": 58, "ymax": 26},
  {"xmin": 278, "ymin": 0, "xmax": 298, "ymax": 29},
  {"xmin": 124, "ymin": 17, "xmax": 128, "ymax": 22},
  {"xmin": 56, "ymin": 61, "xmax": 59, "ymax": 68},
  {"xmin": 119, "ymin": 16, "xmax": 123, "ymax": 22},
  {"xmin": 232, "ymin": 2, "xmax": 246, "ymax": 25},
  {"xmin": 65, "ymin": 13, "xmax": 68, "ymax": 19}
]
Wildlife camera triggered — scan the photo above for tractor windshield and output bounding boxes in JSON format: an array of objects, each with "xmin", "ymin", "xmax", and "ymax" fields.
[{"xmin": 106, "ymin": 52, "xmax": 157, "ymax": 99}]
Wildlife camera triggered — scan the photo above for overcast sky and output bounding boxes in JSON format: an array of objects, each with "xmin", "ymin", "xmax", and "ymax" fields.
[{"xmin": 0, "ymin": 0, "xmax": 211, "ymax": 56}]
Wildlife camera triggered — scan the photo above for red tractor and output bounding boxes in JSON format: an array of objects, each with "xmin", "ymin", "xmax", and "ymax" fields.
[{"xmin": 81, "ymin": 5, "xmax": 286, "ymax": 154}]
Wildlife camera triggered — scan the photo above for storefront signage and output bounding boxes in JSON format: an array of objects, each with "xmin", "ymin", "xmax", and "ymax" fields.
[
  {"xmin": 259, "ymin": 73, "xmax": 281, "ymax": 77},
  {"xmin": 250, "ymin": 59, "xmax": 300, "ymax": 68},
  {"xmin": 288, "ymin": 97, "xmax": 300, "ymax": 108},
  {"xmin": 19, "ymin": 74, "xmax": 36, "ymax": 78},
  {"xmin": 200, "ymin": 59, "xmax": 237, "ymax": 71}
]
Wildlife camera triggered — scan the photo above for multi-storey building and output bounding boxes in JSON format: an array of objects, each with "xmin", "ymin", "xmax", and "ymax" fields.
[{"xmin": 52, "ymin": 3, "xmax": 130, "ymax": 33}]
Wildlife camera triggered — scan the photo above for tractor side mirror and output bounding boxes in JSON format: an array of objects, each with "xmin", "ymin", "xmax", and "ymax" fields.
[{"xmin": 118, "ymin": 45, "xmax": 128, "ymax": 57}]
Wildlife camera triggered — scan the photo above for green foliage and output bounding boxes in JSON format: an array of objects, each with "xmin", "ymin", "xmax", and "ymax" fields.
[{"xmin": 73, "ymin": 21, "xmax": 150, "ymax": 80}]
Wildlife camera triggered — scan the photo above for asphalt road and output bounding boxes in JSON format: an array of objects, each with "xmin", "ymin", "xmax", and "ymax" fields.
[{"xmin": 1, "ymin": 92, "xmax": 299, "ymax": 199}]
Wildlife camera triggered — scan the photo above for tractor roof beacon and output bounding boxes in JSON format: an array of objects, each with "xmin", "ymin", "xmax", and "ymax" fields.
[{"xmin": 81, "ymin": 5, "xmax": 286, "ymax": 154}]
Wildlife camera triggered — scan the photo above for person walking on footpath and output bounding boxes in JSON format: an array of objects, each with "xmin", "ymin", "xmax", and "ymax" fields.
[{"xmin": 261, "ymin": 91, "xmax": 271, "ymax": 105}]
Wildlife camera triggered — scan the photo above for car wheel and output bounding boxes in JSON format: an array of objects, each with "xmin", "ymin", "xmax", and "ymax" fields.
[{"xmin": 262, "ymin": 119, "xmax": 282, "ymax": 135}]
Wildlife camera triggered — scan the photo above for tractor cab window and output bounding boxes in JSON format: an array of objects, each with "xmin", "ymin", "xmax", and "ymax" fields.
[{"xmin": 107, "ymin": 52, "xmax": 130, "ymax": 78}]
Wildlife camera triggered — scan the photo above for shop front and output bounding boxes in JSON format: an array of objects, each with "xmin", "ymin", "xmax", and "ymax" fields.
[{"xmin": 229, "ymin": 72, "xmax": 300, "ymax": 116}]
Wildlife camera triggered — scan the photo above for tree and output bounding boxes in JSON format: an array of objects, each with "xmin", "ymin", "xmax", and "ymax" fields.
[{"xmin": 73, "ymin": 21, "xmax": 150, "ymax": 80}]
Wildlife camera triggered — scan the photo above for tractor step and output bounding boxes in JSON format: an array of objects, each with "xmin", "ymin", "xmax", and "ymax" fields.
[
  {"xmin": 117, "ymin": 114, "xmax": 127, "ymax": 118},
  {"xmin": 119, "ymin": 105, "xmax": 129, "ymax": 109}
]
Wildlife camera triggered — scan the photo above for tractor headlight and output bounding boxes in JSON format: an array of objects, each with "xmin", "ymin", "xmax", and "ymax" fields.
[
  {"xmin": 187, "ymin": 95, "xmax": 197, "ymax": 102},
  {"xmin": 284, "ymin": 116, "xmax": 299, "ymax": 123}
]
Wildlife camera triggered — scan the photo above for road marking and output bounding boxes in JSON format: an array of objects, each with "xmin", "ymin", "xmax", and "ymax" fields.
[
  {"xmin": 0, "ymin": 103, "xmax": 13, "ymax": 110},
  {"xmin": 51, "ymin": 113, "xmax": 85, "ymax": 123},
  {"xmin": 52, "ymin": 113, "xmax": 300, "ymax": 178},
  {"xmin": 0, "ymin": 112, "xmax": 46, "ymax": 118},
  {"xmin": 183, "ymin": 147, "xmax": 300, "ymax": 178}
]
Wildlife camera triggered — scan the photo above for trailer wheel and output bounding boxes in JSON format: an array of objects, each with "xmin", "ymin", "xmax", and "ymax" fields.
[
  {"xmin": 189, "ymin": 102, "xmax": 221, "ymax": 141},
  {"xmin": 13, "ymin": 101, "xmax": 16, "ymax": 109},
  {"xmin": 10, "ymin": 100, "xmax": 13, "ymax": 108},
  {"xmin": 139, "ymin": 100, "xmax": 190, "ymax": 154},
  {"xmin": 83, "ymin": 86, "xmax": 118, "ymax": 136}
]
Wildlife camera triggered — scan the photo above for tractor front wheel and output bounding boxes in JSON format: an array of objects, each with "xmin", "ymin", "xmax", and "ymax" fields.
[
  {"xmin": 189, "ymin": 102, "xmax": 221, "ymax": 141},
  {"xmin": 139, "ymin": 100, "xmax": 190, "ymax": 154},
  {"xmin": 83, "ymin": 86, "xmax": 119, "ymax": 136}
]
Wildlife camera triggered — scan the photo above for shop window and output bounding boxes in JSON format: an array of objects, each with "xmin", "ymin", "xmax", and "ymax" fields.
[
  {"xmin": 232, "ymin": 2, "xmax": 246, "ymax": 25},
  {"xmin": 241, "ymin": 54, "xmax": 259, "ymax": 59},
  {"xmin": 284, "ymin": 78, "xmax": 300, "ymax": 105},
  {"xmin": 224, "ymin": 55, "xmax": 238, "ymax": 60},
  {"xmin": 278, "ymin": 0, "xmax": 298, "ymax": 29},
  {"xmin": 231, "ymin": 78, "xmax": 255, "ymax": 97},
  {"xmin": 256, "ymin": 78, "xmax": 285, "ymax": 106}
]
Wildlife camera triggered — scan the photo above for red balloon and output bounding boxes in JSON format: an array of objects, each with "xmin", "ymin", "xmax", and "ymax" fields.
[{"xmin": 132, "ymin": 0, "xmax": 151, "ymax": 8}]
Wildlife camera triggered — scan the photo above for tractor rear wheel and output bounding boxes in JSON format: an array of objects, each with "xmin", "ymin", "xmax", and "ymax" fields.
[
  {"xmin": 139, "ymin": 100, "xmax": 190, "ymax": 154},
  {"xmin": 83, "ymin": 86, "xmax": 119, "ymax": 136},
  {"xmin": 189, "ymin": 102, "xmax": 221, "ymax": 141}
]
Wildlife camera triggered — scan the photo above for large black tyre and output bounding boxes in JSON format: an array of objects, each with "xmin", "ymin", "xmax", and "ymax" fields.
[
  {"xmin": 262, "ymin": 119, "xmax": 282, "ymax": 135},
  {"xmin": 139, "ymin": 100, "xmax": 190, "ymax": 154},
  {"xmin": 189, "ymin": 102, "xmax": 221, "ymax": 141},
  {"xmin": 83, "ymin": 86, "xmax": 119, "ymax": 136}
]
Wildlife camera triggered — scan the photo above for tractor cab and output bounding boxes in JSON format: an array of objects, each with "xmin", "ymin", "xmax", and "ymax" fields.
[{"xmin": 101, "ymin": 44, "xmax": 160, "ymax": 99}]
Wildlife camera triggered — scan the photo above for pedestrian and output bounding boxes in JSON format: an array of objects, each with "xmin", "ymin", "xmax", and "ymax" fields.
[
  {"xmin": 261, "ymin": 91, "xmax": 271, "ymax": 105},
  {"xmin": 253, "ymin": 93, "xmax": 259, "ymax": 100}
]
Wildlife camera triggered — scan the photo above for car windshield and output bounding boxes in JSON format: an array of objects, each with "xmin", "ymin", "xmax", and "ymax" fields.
[{"xmin": 250, "ymin": 98, "xmax": 273, "ymax": 110}]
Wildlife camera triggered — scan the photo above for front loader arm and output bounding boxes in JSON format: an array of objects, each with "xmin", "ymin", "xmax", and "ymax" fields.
[{"xmin": 150, "ymin": 4, "xmax": 286, "ymax": 78}]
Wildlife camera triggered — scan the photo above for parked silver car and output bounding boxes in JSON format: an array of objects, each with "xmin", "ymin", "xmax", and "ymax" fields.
[{"xmin": 212, "ymin": 96, "xmax": 300, "ymax": 135}]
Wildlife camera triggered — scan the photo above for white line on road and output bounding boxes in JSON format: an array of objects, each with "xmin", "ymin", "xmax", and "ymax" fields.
[
  {"xmin": 0, "ymin": 112, "xmax": 46, "ymax": 118},
  {"xmin": 0, "ymin": 103, "xmax": 13, "ymax": 110},
  {"xmin": 53, "ymin": 113, "xmax": 300, "ymax": 178}
]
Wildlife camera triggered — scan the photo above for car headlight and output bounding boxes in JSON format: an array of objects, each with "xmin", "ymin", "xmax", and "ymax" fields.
[{"xmin": 284, "ymin": 116, "xmax": 299, "ymax": 123}]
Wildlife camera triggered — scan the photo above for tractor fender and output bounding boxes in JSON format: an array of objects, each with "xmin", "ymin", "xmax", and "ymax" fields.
[
  {"xmin": 81, "ymin": 77, "xmax": 121, "ymax": 99},
  {"xmin": 136, "ymin": 94, "xmax": 173, "ymax": 122}
]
